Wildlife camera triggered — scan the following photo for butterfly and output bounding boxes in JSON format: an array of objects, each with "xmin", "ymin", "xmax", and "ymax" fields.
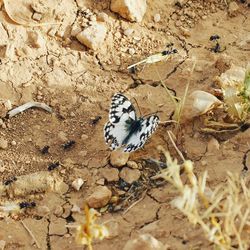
[{"xmin": 104, "ymin": 93, "xmax": 159, "ymax": 152}]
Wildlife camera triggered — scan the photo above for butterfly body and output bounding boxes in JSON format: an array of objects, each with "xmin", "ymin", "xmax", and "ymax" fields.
[{"xmin": 104, "ymin": 93, "xmax": 159, "ymax": 152}]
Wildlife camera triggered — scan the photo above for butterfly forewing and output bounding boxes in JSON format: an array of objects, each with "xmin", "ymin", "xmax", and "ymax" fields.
[
  {"xmin": 124, "ymin": 115, "xmax": 159, "ymax": 152},
  {"xmin": 109, "ymin": 93, "xmax": 136, "ymax": 123}
]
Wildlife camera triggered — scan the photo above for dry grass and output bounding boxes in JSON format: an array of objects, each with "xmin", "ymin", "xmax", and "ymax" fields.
[{"xmin": 155, "ymin": 146, "xmax": 250, "ymax": 250}]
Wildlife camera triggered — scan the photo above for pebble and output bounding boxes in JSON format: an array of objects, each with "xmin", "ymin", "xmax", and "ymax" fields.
[
  {"xmin": 123, "ymin": 234, "xmax": 164, "ymax": 250},
  {"xmin": 180, "ymin": 27, "xmax": 191, "ymax": 37},
  {"xmin": 32, "ymin": 12, "xmax": 43, "ymax": 21},
  {"xmin": 71, "ymin": 204, "xmax": 81, "ymax": 213},
  {"xmin": 78, "ymin": 150, "xmax": 87, "ymax": 157},
  {"xmin": 105, "ymin": 220, "xmax": 119, "ymax": 239},
  {"xmin": 0, "ymin": 138, "xmax": 8, "ymax": 149},
  {"xmin": 111, "ymin": 0, "xmax": 147, "ymax": 22},
  {"xmin": 110, "ymin": 151, "xmax": 130, "ymax": 167},
  {"xmin": 153, "ymin": 13, "xmax": 161, "ymax": 23},
  {"xmin": 128, "ymin": 48, "xmax": 135, "ymax": 55},
  {"xmin": 81, "ymin": 134, "xmax": 89, "ymax": 140},
  {"xmin": 207, "ymin": 137, "xmax": 220, "ymax": 153},
  {"xmin": 86, "ymin": 186, "xmax": 112, "ymax": 208},
  {"xmin": 97, "ymin": 12, "xmax": 109, "ymax": 22},
  {"xmin": 72, "ymin": 178, "xmax": 84, "ymax": 191},
  {"xmin": 100, "ymin": 167, "xmax": 119, "ymax": 182},
  {"xmin": 76, "ymin": 22, "xmax": 108, "ymax": 50},
  {"xmin": 123, "ymin": 28, "xmax": 134, "ymax": 36},
  {"xmin": 10, "ymin": 140, "xmax": 16, "ymax": 146},
  {"xmin": 119, "ymin": 167, "xmax": 141, "ymax": 184},
  {"xmin": 54, "ymin": 205, "xmax": 64, "ymax": 217},
  {"xmin": 127, "ymin": 161, "xmax": 138, "ymax": 169},
  {"xmin": 96, "ymin": 178, "xmax": 105, "ymax": 185}
]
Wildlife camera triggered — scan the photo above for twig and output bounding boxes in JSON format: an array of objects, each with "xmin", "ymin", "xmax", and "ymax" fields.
[{"xmin": 21, "ymin": 221, "xmax": 41, "ymax": 249}]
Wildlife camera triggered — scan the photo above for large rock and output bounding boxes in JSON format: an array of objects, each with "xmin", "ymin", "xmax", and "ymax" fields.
[
  {"xmin": 123, "ymin": 234, "xmax": 165, "ymax": 250},
  {"xmin": 111, "ymin": 0, "xmax": 147, "ymax": 22},
  {"xmin": 86, "ymin": 186, "xmax": 112, "ymax": 208},
  {"xmin": 76, "ymin": 22, "xmax": 107, "ymax": 50}
]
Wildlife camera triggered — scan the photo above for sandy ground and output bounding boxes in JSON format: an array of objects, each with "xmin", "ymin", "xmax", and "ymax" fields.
[{"xmin": 0, "ymin": 0, "xmax": 250, "ymax": 249}]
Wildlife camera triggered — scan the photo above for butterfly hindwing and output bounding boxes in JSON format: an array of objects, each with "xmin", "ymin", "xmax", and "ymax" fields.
[
  {"xmin": 124, "ymin": 115, "xmax": 159, "ymax": 152},
  {"xmin": 104, "ymin": 121, "xmax": 128, "ymax": 150}
]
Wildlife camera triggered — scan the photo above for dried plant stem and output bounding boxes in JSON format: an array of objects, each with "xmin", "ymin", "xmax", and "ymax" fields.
[
  {"xmin": 21, "ymin": 221, "xmax": 41, "ymax": 249},
  {"xmin": 167, "ymin": 130, "xmax": 185, "ymax": 162},
  {"xmin": 123, "ymin": 191, "xmax": 147, "ymax": 215}
]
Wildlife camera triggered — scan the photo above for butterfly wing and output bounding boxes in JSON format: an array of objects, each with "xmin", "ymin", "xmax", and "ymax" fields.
[
  {"xmin": 104, "ymin": 93, "xmax": 137, "ymax": 150},
  {"xmin": 104, "ymin": 121, "xmax": 128, "ymax": 150},
  {"xmin": 109, "ymin": 93, "xmax": 136, "ymax": 123},
  {"xmin": 124, "ymin": 115, "xmax": 159, "ymax": 152}
]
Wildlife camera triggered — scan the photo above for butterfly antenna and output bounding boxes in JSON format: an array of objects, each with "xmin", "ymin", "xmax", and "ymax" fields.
[{"xmin": 130, "ymin": 97, "xmax": 142, "ymax": 117}]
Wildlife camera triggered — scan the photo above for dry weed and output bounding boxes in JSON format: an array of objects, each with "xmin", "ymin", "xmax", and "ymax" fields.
[{"xmin": 155, "ymin": 146, "xmax": 250, "ymax": 250}]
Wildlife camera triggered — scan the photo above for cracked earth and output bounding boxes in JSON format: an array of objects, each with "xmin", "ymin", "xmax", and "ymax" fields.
[{"xmin": 0, "ymin": 0, "xmax": 250, "ymax": 249}]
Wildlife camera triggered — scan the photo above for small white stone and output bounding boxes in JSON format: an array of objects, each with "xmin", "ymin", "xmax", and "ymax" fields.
[
  {"xmin": 128, "ymin": 48, "xmax": 135, "ymax": 55},
  {"xmin": 153, "ymin": 13, "xmax": 161, "ymax": 23},
  {"xmin": 123, "ymin": 28, "xmax": 134, "ymax": 36},
  {"xmin": 71, "ymin": 204, "xmax": 81, "ymax": 213},
  {"xmin": 81, "ymin": 134, "xmax": 88, "ymax": 140},
  {"xmin": 72, "ymin": 178, "xmax": 84, "ymax": 191},
  {"xmin": 32, "ymin": 12, "xmax": 43, "ymax": 21},
  {"xmin": 11, "ymin": 140, "xmax": 16, "ymax": 146},
  {"xmin": 76, "ymin": 22, "xmax": 108, "ymax": 50},
  {"xmin": 111, "ymin": 0, "xmax": 147, "ymax": 22}
]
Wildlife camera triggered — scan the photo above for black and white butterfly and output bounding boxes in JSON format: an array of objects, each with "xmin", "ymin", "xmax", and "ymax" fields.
[{"xmin": 104, "ymin": 93, "xmax": 159, "ymax": 152}]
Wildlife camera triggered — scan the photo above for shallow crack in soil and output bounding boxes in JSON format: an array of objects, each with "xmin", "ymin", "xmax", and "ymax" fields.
[{"xmin": 46, "ymin": 218, "xmax": 51, "ymax": 250}]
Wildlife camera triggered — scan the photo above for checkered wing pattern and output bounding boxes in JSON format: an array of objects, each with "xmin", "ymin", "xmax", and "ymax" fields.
[
  {"xmin": 104, "ymin": 93, "xmax": 159, "ymax": 152},
  {"xmin": 124, "ymin": 115, "xmax": 159, "ymax": 152}
]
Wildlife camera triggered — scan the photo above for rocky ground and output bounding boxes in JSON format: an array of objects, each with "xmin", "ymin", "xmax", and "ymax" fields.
[{"xmin": 0, "ymin": 0, "xmax": 250, "ymax": 249}]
